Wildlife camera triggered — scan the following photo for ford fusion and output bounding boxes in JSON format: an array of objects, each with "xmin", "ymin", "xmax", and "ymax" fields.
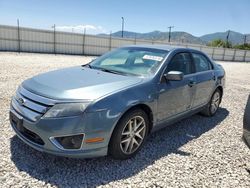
[{"xmin": 10, "ymin": 45, "xmax": 225, "ymax": 159}]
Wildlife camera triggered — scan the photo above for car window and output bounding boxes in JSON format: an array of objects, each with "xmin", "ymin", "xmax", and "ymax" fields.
[
  {"xmin": 166, "ymin": 53, "xmax": 192, "ymax": 75},
  {"xmin": 192, "ymin": 53, "xmax": 212, "ymax": 72}
]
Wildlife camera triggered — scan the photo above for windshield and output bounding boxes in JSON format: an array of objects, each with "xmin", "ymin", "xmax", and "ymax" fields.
[{"xmin": 90, "ymin": 47, "xmax": 168, "ymax": 76}]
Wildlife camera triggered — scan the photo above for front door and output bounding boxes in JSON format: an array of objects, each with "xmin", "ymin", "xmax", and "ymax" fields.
[{"xmin": 157, "ymin": 52, "xmax": 196, "ymax": 122}]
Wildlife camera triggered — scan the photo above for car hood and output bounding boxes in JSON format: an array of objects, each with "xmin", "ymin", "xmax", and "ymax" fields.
[{"xmin": 22, "ymin": 66, "xmax": 143, "ymax": 100}]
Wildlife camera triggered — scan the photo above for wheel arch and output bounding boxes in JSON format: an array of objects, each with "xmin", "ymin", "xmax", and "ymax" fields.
[
  {"xmin": 118, "ymin": 103, "xmax": 153, "ymax": 133},
  {"xmin": 216, "ymin": 85, "xmax": 223, "ymax": 97},
  {"xmin": 216, "ymin": 85, "xmax": 223, "ymax": 104},
  {"xmin": 124, "ymin": 104, "xmax": 154, "ymax": 134},
  {"xmin": 108, "ymin": 103, "xmax": 154, "ymax": 148}
]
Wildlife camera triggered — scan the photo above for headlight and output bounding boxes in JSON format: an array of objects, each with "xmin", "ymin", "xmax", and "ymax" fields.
[{"xmin": 43, "ymin": 103, "xmax": 89, "ymax": 118}]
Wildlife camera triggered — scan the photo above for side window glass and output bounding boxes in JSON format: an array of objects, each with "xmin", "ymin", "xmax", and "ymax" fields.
[
  {"xmin": 166, "ymin": 53, "xmax": 192, "ymax": 75},
  {"xmin": 192, "ymin": 53, "xmax": 212, "ymax": 72}
]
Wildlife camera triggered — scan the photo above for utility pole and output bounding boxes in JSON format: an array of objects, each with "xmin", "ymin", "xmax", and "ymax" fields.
[
  {"xmin": 244, "ymin": 35, "xmax": 247, "ymax": 45},
  {"xmin": 226, "ymin": 30, "xmax": 230, "ymax": 44},
  {"xmin": 168, "ymin": 26, "xmax": 174, "ymax": 43},
  {"xmin": 121, "ymin": 17, "xmax": 124, "ymax": 38}
]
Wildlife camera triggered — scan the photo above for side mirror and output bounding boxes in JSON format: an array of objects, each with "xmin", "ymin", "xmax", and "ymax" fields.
[{"xmin": 164, "ymin": 71, "xmax": 184, "ymax": 81}]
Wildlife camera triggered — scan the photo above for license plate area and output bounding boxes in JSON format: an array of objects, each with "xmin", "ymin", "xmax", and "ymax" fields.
[
  {"xmin": 10, "ymin": 111, "xmax": 23, "ymax": 131},
  {"xmin": 10, "ymin": 111, "xmax": 45, "ymax": 145}
]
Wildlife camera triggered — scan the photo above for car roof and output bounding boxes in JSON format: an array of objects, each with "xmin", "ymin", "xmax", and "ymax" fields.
[{"xmin": 122, "ymin": 44, "xmax": 201, "ymax": 53}]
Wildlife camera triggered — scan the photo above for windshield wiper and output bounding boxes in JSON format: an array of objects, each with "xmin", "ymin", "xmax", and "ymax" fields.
[
  {"xmin": 81, "ymin": 65, "xmax": 120, "ymax": 75},
  {"xmin": 100, "ymin": 68, "xmax": 140, "ymax": 76},
  {"xmin": 99, "ymin": 68, "xmax": 125, "ymax": 75},
  {"xmin": 81, "ymin": 64, "xmax": 92, "ymax": 68}
]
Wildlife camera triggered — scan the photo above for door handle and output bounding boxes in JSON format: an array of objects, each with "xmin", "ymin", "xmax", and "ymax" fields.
[{"xmin": 188, "ymin": 80, "xmax": 196, "ymax": 87}]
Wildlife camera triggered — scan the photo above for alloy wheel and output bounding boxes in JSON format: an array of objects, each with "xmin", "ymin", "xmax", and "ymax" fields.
[
  {"xmin": 210, "ymin": 91, "xmax": 220, "ymax": 114},
  {"xmin": 120, "ymin": 116, "xmax": 146, "ymax": 154}
]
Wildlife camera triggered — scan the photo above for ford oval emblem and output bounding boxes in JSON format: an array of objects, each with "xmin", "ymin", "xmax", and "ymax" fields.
[{"xmin": 17, "ymin": 97, "xmax": 25, "ymax": 106}]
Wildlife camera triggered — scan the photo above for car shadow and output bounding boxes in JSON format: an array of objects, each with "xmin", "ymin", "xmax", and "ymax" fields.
[{"xmin": 10, "ymin": 108, "xmax": 229, "ymax": 187}]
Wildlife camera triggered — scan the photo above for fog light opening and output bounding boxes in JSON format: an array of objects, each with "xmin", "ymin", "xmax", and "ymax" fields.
[{"xmin": 53, "ymin": 134, "xmax": 84, "ymax": 150}]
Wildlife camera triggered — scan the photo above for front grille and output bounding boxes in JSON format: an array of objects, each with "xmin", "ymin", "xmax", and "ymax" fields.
[
  {"xmin": 12, "ymin": 87, "xmax": 55, "ymax": 122},
  {"xmin": 16, "ymin": 90, "xmax": 50, "ymax": 115}
]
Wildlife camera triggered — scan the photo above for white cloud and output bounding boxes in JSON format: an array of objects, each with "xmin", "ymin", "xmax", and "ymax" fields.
[{"xmin": 55, "ymin": 24, "xmax": 107, "ymax": 34}]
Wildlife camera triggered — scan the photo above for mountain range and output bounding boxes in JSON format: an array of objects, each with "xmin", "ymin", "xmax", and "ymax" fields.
[{"xmin": 99, "ymin": 30, "xmax": 250, "ymax": 45}]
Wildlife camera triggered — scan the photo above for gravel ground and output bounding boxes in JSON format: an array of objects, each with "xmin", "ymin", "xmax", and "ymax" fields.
[{"xmin": 0, "ymin": 52, "xmax": 249, "ymax": 188}]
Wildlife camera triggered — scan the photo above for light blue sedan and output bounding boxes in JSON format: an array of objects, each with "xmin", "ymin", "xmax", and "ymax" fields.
[{"xmin": 10, "ymin": 45, "xmax": 225, "ymax": 159}]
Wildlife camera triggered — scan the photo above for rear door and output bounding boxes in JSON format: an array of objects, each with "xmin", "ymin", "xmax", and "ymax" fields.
[
  {"xmin": 157, "ymin": 52, "xmax": 196, "ymax": 121},
  {"xmin": 191, "ymin": 53, "xmax": 216, "ymax": 108}
]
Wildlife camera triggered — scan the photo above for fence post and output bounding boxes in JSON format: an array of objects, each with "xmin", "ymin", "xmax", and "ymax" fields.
[
  {"xmin": 232, "ymin": 49, "xmax": 236, "ymax": 61},
  {"xmin": 17, "ymin": 19, "xmax": 21, "ymax": 53},
  {"xmin": 134, "ymin": 34, "xmax": 137, "ymax": 45},
  {"xmin": 52, "ymin": 24, "xmax": 56, "ymax": 54},
  {"xmin": 222, "ymin": 48, "xmax": 226, "ymax": 61},
  {"xmin": 212, "ymin": 48, "xmax": 215, "ymax": 59},
  {"xmin": 82, "ymin": 28, "xmax": 86, "ymax": 55},
  {"xmin": 109, "ymin": 31, "xmax": 112, "ymax": 51},
  {"xmin": 243, "ymin": 50, "xmax": 247, "ymax": 62}
]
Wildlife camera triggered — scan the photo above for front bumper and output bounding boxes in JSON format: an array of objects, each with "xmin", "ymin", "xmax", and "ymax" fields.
[{"xmin": 10, "ymin": 103, "xmax": 112, "ymax": 158}]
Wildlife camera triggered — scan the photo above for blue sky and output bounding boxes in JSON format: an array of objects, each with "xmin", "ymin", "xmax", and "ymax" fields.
[{"xmin": 0, "ymin": 0, "xmax": 249, "ymax": 36}]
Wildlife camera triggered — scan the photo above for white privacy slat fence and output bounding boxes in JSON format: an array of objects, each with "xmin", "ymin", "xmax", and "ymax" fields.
[{"xmin": 0, "ymin": 24, "xmax": 250, "ymax": 62}]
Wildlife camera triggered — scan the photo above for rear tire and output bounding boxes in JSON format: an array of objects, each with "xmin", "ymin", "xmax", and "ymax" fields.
[
  {"xmin": 109, "ymin": 109, "xmax": 149, "ymax": 160},
  {"xmin": 200, "ymin": 89, "xmax": 222, "ymax": 117}
]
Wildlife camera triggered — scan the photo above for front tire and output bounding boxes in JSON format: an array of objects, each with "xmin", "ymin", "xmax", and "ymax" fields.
[
  {"xmin": 201, "ymin": 89, "xmax": 222, "ymax": 117},
  {"xmin": 109, "ymin": 109, "xmax": 149, "ymax": 160}
]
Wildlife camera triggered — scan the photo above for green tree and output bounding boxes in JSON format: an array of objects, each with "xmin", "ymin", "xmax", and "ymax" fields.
[
  {"xmin": 207, "ymin": 39, "xmax": 232, "ymax": 48},
  {"xmin": 234, "ymin": 43, "xmax": 250, "ymax": 50}
]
